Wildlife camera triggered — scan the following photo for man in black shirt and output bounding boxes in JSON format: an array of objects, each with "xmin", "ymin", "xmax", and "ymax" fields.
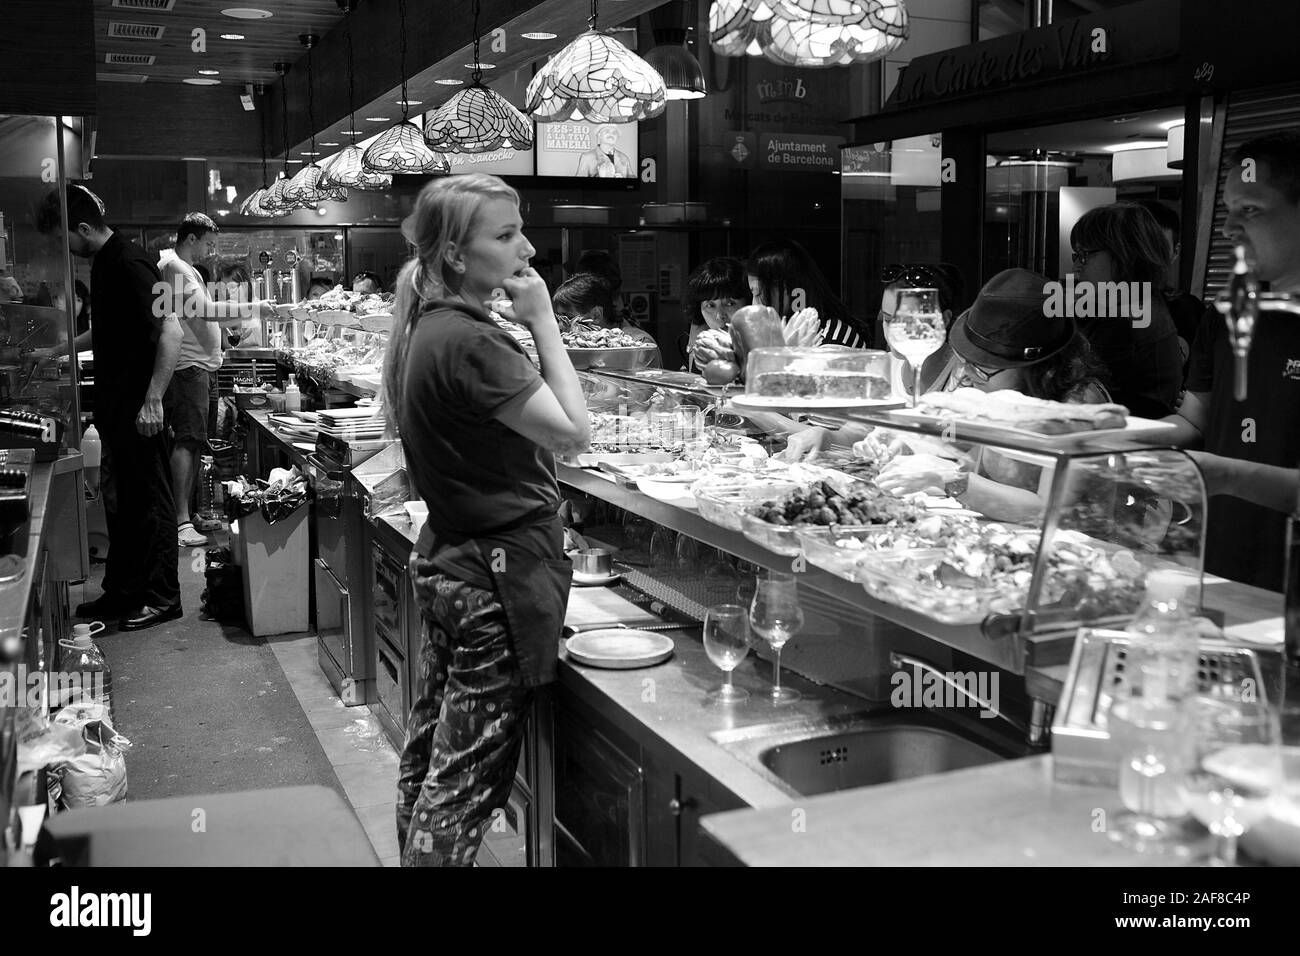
[
  {"xmin": 1165, "ymin": 131, "xmax": 1300, "ymax": 591},
  {"xmin": 39, "ymin": 185, "xmax": 184, "ymax": 629}
]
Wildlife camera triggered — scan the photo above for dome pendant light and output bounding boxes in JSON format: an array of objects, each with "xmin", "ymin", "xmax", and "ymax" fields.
[
  {"xmin": 283, "ymin": 34, "xmax": 348, "ymax": 206},
  {"xmin": 319, "ymin": 8, "xmax": 392, "ymax": 190},
  {"xmin": 526, "ymin": 0, "xmax": 668, "ymax": 123},
  {"xmin": 362, "ymin": 0, "xmax": 450, "ymax": 174},
  {"xmin": 425, "ymin": 0, "xmax": 535, "ymax": 153}
]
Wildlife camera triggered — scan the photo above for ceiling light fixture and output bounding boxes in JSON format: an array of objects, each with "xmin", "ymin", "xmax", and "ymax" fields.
[
  {"xmin": 526, "ymin": 0, "xmax": 667, "ymax": 122},
  {"xmin": 283, "ymin": 34, "xmax": 348, "ymax": 206},
  {"xmin": 365, "ymin": 116, "xmax": 391, "ymax": 122},
  {"xmin": 198, "ymin": 69, "xmax": 220, "ymax": 75},
  {"xmin": 643, "ymin": 4, "xmax": 707, "ymax": 100},
  {"xmin": 397, "ymin": 99, "xmax": 423, "ymax": 106},
  {"xmin": 317, "ymin": 0, "xmax": 394, "ymax": 192},
  {"xmin": 220, "ymin": 7, "xmax": 273, "ymax": 19},
  {"xmin": 219, "ymin": 33, "xmax": 245, "ymax": 40},
  {"xmin": 521, "ymin": 31, "xmax": 558, "ymax": 40},
  {"xmin": 183, "ymin": 78, "xmax": 221, "ymax": 85},
  {"xmin": 425, "ymin": 0, "xmax": 535, "ymax": 154},
  {"xmin": 320, "ymin": 141, "xmax": 340, "ymax": 146},
  {"xmin": 710, "ymin": 0, "xmax": 909, "ymax": 68},
  {"xmin": 434, "ymin": 78, "xmax": 465, "ymax": 86},
  {"xmin": 362, "ymin": 0, "xmax": 449, "ymax": 174}
]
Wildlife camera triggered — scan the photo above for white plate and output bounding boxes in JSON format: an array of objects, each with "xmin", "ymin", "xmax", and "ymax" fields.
[
  {"xmin": 730, "ymin": 394, "xmax": 907, "ymax": 412},
  {"xmin": 635, "ymin": 477, "xmax": 699, "ymax": 509},
  {"xmin": 572, "ymin": 570, "xmax": 622, "ymax": 587},
  {"xmin": 887, "ymin": 409, "xmax": 1179, "ymax": 448},
  {"xmin": 565, "ymin": 628, "xmax": 674, "ymax": 669}
]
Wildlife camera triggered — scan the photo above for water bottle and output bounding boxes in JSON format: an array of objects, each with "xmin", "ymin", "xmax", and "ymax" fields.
[
  {"xmin": 55, "ymin": 622, "xmax": 112, "ymax": 720},
  {"xmin": 81, "ymin": 423, "xmax": 101, "ymax": 496},
  {"xmin": 1126, "ymin": 569, "xmax": 1200, "ymax": 704},
  {"xmin": 196, "ymin": 454, "xmax": 225, "ymax": 531}
]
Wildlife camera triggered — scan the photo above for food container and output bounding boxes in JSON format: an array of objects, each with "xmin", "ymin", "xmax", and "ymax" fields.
[
  {"xmin": 739, "ymin": 512, "xmax": 805, "ymax": 556},
  {"xmin": 744, "ymin": 347, "xmax": 891, "ymax": 402},
  {"xmin": 692, "ymin": 477, "xmax": 801, "ymax": 532},
  {"xmin": 572, "ymin": 548, "xmax": 614, "ymax": 576},
  {"xmin": 567, "ymin": 346, "xmax": 661, "ymax": 370},
  {"xmin": 855, "ymin": 549, "xmax": 1015, "ymax": 625},
  {"xmin": 793, "ymin": 526, "xmax": 891, "ymax": 580}
]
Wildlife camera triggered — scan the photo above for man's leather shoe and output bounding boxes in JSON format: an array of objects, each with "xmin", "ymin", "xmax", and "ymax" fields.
[
  {"xmin": 76, "ymin": 593, "xmax": 130, "ymax": 619},
  {"xmin": 119, "ymin": 603, "xmax": 183, "ymax": 631}
]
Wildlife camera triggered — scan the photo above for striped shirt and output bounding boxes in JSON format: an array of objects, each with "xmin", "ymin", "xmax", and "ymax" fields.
[{"xmin": 820, "ymin": 316, "xmax": 868, "ymax": 350}]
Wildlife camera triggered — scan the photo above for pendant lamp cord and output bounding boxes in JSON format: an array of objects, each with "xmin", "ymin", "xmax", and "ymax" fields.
[
  {"xmin": 346, "ymin": 18, "xmax": 357, "ymax": 145},
  {"xmin": 306, "ymin": 40, "xmax": 316, "ymax": 155},
  {"xmin": 259, "ymin": 91, "xmax": 268, "ymax": 185},
  {"xmin": 589, "ymin": 0, "xmax": 598, "ymax": 30},
  {"xmin": 280, "ymin": 70, "xmax": 291, "ymax": 178},
  {"xmin": 398, "ymin": 0, "xmax": 410, "ymax": 120},
  {"xmin": 471, "ymin": 0, "xmax": 482, "ymax": 85}
]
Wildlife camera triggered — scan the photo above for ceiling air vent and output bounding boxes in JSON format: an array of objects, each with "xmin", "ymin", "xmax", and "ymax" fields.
[
  {"xmin": 105, "ymin": 52, "xmax": 156, "ymax": 66},
  {"xmin": 97, "ymin": 73, "xmax": 150, "ymax": 84},
  {"xmin": 106, "ymin": 21, "xmax": 167, "ymax": 40},
  {"xmin": 111, "ymin": 0, "xmax": 177, "ymax": 9}
]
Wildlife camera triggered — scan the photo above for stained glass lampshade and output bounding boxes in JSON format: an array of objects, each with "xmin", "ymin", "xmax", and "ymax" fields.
[
  {"xmin": 362, "ymin": 120, "xmax": 450, "ymax": 174},
  {"xmin": 282, "ymin": 162, "xmax": 347, "ymax": 206},
  {"xmin": 425, "ymin": 84, "xmax": 535, "ymax": 153},
  {"xmin": 710, "ymin": 0, "xmax": 908, "ymax": 67},
  {"xmin": 260, "ymin": 174, "xmax": 300, "ymax": 214},
  {"xmin": 318, "ymin": 145, "xmax": 393, "ymax": 190},
  {"xmin": 240, "ymin": 186, "xmax": 275, "ymax": 218},
  {"xmin": 525, "ymin": 30, "xmax": 667, "ymax": 123}
]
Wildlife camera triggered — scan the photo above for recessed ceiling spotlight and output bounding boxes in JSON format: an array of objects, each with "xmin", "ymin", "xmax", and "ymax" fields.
[
  {"xmin": 181, "ymin": 156, "xmax": 206, "ymax": 161},
  {"xmin": 302, "ymin": 151, "xmax": 321, "ymax": 156},
  {"xmin": 184, "ymin": 78, "xmax": 221, "ymax": 85},
  {"xmin": 521, "ymin": 31, "xmax": 558, "ymax": 40},
  {"xmin": 434, "ymin": 78, "xmax": 464, "ymax": 86},
  {"xmin": 340, "ymin": 129, "xmax": 361, "ymax": 135},
  {"xmin": 198, "ymin": 69, "xmax": 220, "ymax": 76},
  {"xmin": 396, "ymin": 99, "xmax": 423, "ymax": 106},
  {"xmin": 285, "ymin": 159, "xmax": 303, "ymax": 164},
  {"xmin": 365, "ymin": 116, "xmax": 390, "ymax": 122},
  {"xmin": 464, "ymin": 62, "xmax": 495, "ymax": 70},
  {"xmin": 219, "ymin": 34, "xmax": 245, "ymax": 40},
  {"xmin": 320, "ymin": 141, "xmax": 340, "ymax": 146},
  {"xmin": 221, "ymin": 8, "xmax": 273, "ymax": 18}
]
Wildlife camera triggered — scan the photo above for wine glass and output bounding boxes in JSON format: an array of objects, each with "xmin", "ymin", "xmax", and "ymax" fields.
[
  {"xmin": 749, "ymin": 570, "xmax": 804, "ymax": 703},
  {"xmin": 1181, "ymin": 693, "xmax": 1283, "ymax": 866},
  {"xmin": 886, "ymin": 288, "xmax": 946, "ymax": 407},
  {"xmin": 674, "ymin": 533, "xmax": 700, "ymax": 576},
  {"xmin": 649, "ymin": 527, "xmax": 676, "ymax": 574},
  {"xmin": 703, "ymin": 604, "xmax": 751, "ymax": 703}
]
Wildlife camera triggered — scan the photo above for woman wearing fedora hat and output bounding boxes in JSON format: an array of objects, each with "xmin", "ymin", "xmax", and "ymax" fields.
[{"xmin": 874, "ymin": 268, "xmax": 1112, "ymax": 524}]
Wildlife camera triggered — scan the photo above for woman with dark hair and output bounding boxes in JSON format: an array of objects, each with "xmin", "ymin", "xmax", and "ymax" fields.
[
  {"xmin": 875, "ymin": 269, "xmax": 1114, "ymax": 524},
  {"xmin": 746, "ymin": 239, "xmax": 870, "ymax": 348},
  {"xmin": 553, "ymin": 273, "xmax": 661, "ymax": 368},
  {"xmin": 384, "ymin": 173, "xmax": 586, "ymax": 867},
  {"xmin": 681, "ymin": 256, "xmax": 749, "ymax": 371},
  {"xmin": 1069, "ymin": 202, "xmax": 1183, "ymax": 417},
  {"xmin": 72, "ymin": 279, "xmax": 91, "ymax": 336}
]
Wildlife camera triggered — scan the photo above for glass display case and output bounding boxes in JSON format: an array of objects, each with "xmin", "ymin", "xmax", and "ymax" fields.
[
  {"xmin": 563, "ymin": 368, "xmax": 1208, "ymax": 675},
  {"xmin": 0, "ymin": 114, "xmax": 83, "ymax": 454}
]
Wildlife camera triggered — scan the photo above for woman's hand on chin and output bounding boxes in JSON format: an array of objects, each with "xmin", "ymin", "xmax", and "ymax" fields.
[{"xmin": 494, "ymin": 268, "xmax": 554, "ymax": 331}]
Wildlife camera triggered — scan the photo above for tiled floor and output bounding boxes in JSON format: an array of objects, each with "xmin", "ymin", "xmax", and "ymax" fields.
[{"xmin": 264, "ymin": 634, "xmax": 402, "ymax": 867}]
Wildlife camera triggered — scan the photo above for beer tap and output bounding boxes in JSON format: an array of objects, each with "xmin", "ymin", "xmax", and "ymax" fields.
[{"xmin": 1214, "ymin": 244, "xmax": 1300, "ymax": 401}]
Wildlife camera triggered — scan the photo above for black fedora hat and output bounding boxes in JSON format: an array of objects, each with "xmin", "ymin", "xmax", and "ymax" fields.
[{"xmin": 948, "ymin": 268, "xmax": 1075, "ymax": 370}]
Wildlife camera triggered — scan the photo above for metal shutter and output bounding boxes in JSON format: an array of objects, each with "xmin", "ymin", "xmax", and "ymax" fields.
[{"xmin": 1202, "ymin": 82, "xmax": 1300, "ymax": 300}]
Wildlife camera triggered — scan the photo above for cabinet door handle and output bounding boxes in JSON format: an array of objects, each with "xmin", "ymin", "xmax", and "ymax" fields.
[{"xmin": 668, "ymin": 797, "xmax": 696, "ymax": 817}]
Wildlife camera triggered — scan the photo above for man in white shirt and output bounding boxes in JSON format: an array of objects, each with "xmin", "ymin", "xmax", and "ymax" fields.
[{"xmin": 160, "ymin": 213, "xmax": 272, "ymax": 546}]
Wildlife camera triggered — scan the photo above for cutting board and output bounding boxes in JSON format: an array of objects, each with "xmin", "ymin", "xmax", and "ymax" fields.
[{"xmin": 565, "ymin": 587, "xmax": 661, "ymax": 629}]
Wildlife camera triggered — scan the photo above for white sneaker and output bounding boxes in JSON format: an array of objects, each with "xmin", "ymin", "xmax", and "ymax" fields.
[{"xmin": 178, "ymin": 523, "xmax": 208, "ymax": 547}]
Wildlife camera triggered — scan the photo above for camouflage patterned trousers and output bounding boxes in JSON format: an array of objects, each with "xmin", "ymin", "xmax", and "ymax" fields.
[{"xmin": 396, "ymin": 569, "xmax": 533, "ymax": 867}]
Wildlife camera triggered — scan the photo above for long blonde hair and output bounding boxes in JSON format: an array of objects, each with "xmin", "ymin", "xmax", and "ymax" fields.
[{"xmin": 383, "ymin": 173, "xmax": 521, "ymax": 433}]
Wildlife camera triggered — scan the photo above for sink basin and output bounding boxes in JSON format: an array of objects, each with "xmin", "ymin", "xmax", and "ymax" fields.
[{"xmin": 713, "ymin": 710, "xmax": 1023, "ymax": 798}]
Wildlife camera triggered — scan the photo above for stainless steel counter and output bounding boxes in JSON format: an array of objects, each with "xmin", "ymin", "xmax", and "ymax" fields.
[{"xmin": 0, "ymin": 456, "xmax": 60, "ymax": 643}]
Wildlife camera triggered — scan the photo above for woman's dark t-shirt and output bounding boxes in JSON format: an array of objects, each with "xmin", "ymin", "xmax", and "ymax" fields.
[{"xmin": 399, "ymin": 301, "xmax": 557, "ymax": 585}]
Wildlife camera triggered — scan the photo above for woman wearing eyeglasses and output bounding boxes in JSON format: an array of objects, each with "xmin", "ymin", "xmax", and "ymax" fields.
[
  {"xmin": 873, "ymin": 269, "xmax": 1112, "ymax": 524},
  {"xmin": 1068, "ymin": 202, "xmax": 1183, "ymax": 419}
]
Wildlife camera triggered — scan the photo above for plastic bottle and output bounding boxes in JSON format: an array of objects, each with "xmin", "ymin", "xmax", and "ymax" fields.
[
  {"xmin": 81, "ymin": 424, "xmax": 101, "ymax": 495},
  {"xmin": 1126, "ymin": 569, "xmax": 1200, "ymax": 704},
  {"xmin": 195, "ymin": 454, "xmax": 224, "ymax": 531},
  {"xmin": 55, "ymin": 622, "xmax": 112, "ymax": 720},
  {"xmin": 284, "ymin": 374, "xmax": 302, "ymax": 412}
]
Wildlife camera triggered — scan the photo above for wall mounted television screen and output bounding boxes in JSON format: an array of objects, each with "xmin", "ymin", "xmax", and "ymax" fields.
[{"xmin": 535, "ymin": 120, "xmax": 638, "ymax": 179}]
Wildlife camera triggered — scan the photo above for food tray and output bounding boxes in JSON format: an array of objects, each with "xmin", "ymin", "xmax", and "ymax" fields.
[
  {"xmin": 793, "ymin": 526, "xmax": 889, "ymax": 580},
  {"xmin": 566, "ymin": 346, "xmax": 660, "ymax": 370},
  {"xmin": 886, "ymin": 408, "xmax": 1178, "ymax": 448},
  {"xmin": 855, "ymin": 549, "xmax": 1015, "ymax": 625},
  {"xmin": 739, "ymin": 512, "xmax": 805, "ymax": 556},
  {"xmin": 692, "ymin": 477, "xmax": 801, "ymax": 532}
]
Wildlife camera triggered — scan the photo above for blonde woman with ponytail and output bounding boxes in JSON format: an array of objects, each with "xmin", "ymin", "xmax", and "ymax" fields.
[{"xmin": 388, "ymin": 174, "xmax": 588, "ymax": 867}]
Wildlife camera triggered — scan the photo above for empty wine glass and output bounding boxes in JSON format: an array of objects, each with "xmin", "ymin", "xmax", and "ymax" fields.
[
  {"xmin": 886, "ymin": 288, "xmax": 946, "ymax": 407},
  {"xmin": 703, "ymin": 604, "xmax": 750, "ymax": 703},
  {"xmin": 674, "ymin": 534, "xmax": 700, "ymax": 575},
  {"xmin": 749, "ymin": 570, "xmax": 804, "ymax": 703},
  {"xmin": 1181, "ymin": 693, "xmax": 1283, "ymax": 866},
  {"xmin": 649, "ymin": 527, "xmax": 677, "ymax": 574}
]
